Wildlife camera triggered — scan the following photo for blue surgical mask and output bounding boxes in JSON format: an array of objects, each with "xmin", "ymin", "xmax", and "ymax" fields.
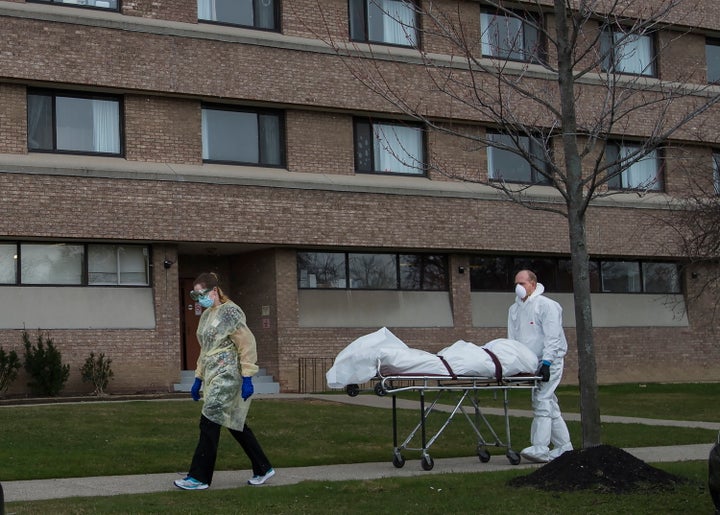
[{"xmin": 198, "ymin": 295, "xmax": 214, "ymax": 308}]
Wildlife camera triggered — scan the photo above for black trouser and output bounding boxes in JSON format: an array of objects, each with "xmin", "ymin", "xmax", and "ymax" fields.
[{"xmin": 188, "ymin": 414, "xmax": 272, "ymax": 485}]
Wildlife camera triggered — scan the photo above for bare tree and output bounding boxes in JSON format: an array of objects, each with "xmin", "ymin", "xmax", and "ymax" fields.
[{"xmin": 307, "ymin": 0, "xmax": 720, "ymax": 447}]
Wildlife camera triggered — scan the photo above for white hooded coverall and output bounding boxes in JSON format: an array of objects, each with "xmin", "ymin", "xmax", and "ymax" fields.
[{"xmin": 508, "ymin": 282, "xmax": 573, "ymax": 462}]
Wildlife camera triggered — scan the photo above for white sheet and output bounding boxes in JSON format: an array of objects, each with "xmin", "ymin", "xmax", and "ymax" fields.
[{"xmin": 326, "ymin": 327, "xmax": 539, "ymax": 389}]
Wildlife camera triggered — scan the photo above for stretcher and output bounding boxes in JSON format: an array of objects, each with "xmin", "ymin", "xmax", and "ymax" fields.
[{"xmin": 345, "ymin": 366, "xmax": 539, "ymax": 470}]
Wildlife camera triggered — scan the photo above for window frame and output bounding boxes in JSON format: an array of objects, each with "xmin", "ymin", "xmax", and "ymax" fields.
[
  {"xmin": 480, "ymin": 8, "xmax": 545, "ymax": 64},
  {"xmin": 486, "ymin": 131, "xmax": 551, "ymax": 185},
  {"xmin": 0, "ymin": 242, "xmax": 151, "ymax": 287},
  {"xmin": 201, "ymin": 104, "xmax": 286, "ymax": 167},
  {"xmin": 348, "ymin": 0, "xmax": 420, "ymax": 48},
  {"xmin": 27, "ymin": 89, "xmax": 124, "ymax": 157},
  {"xmin": 297, "ymin": 251, "xmax": 448, "ymax": 291},
  {"xmin": 353, "ymin": 118, "xmax": 426, "ymax": 176},
  {"xmin": 706, "ymin": 38, "xmax": 720, "ymax": 84},
  {"xmin": 469, "ymin": 254, "xmax": 681, "ymax": 294},
  {"xmin": 605, "ymin": 141, "xmax": 664, "ymax": 192},
  {"xmin": 27, "ymin": 0, "xmax": 120, "ymax": 11},
  {"xmin": 600, "ymin": 26, "xmax": 657, "ymax": 77},
  {"xmin": 197, "ymin": 0, "xmax": 281, "ymax": 32}
]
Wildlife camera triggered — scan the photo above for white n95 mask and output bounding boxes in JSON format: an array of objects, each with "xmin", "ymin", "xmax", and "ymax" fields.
[{"xmin": 515, "ymin": 284, "xmax": 527, "ymax": 300}]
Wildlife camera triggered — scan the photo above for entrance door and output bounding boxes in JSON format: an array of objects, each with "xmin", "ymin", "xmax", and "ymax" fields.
[{"xmin": 181, "ymin": 278, "xmax": 202, "ymax": 370}]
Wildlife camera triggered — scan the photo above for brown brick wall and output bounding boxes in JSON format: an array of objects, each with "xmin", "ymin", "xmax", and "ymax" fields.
[{"xmin": 0, "ymin": 83, "xmax": 26, "ymax": 154}]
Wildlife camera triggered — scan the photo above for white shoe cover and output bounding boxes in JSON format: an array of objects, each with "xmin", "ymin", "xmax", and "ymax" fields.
[{"xmin": 520, "ymin": 446, "xmax": 550, "ymax": 463}]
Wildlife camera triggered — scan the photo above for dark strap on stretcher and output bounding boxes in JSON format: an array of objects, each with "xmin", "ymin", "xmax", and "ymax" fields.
[
  {"xmin": 436, "ymin": 355, "xmax": 457, "ymax": 379},
  {"xmin": 482, "ymin": 348, "xmax": 503, "ymax": 383}
]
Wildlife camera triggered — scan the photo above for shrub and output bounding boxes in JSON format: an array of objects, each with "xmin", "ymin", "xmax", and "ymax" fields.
[
  {"xmin": 80, "ymin": 352, "xmax": 114, "ymax": 396},
  {"xmin": 0, "ymin": 346, "xmax": 21, "ymax": 396},
  {"xmin": 22, "ymin": 330, "xmax": 70, "ymax": 397}
]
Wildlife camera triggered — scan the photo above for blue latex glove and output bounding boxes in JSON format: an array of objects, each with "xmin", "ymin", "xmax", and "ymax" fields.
[
  {"xmin": 241, "ymin": 376, "xmax": 254, "ymax": 401},
  {"xmin": 190, "ymin": 377, "xmax": 202, "ymax": 401}
]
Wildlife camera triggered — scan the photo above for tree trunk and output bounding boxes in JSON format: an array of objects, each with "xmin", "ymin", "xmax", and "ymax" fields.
[{"xmin": 555, "ymin": 0, "xmax": 602, "ymax": 447}]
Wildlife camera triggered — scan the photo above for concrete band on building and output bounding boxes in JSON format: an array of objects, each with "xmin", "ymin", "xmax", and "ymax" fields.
[{"xmin": 0, "ymin": 0, "xmax": 719, "ymax": 396}]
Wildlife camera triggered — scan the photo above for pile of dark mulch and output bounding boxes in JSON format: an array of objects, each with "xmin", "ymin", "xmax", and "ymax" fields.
[{"xmin": 508, "ymin": 444, "xmax": 687, "ymax": 494}]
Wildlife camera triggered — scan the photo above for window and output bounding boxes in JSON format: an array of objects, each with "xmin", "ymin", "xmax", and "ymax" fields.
[
  {"xmin": 0, "ymin": 244, "xmax": 17, "ymax": 285},
  {"xmin": 202, "ymin": 106, "xmax": 285, "ymax": 166},
  {"xmin": 88, "ymin": 245, "xmax": 149, "ymax": 285},
  {"xmin": 707, "ymin": 39, "xmax": 720, "ymax": 83},
  {"xmin": 469, "ymin": 254, "xmax": 680, "ymax": 294},
  {"xmin": 29, "ymin": 0, "xmax": 119, "ymax": 10},
  {"xmin": 297, "ymin": 251, "xmax": 448, "ymax": 290},
  {"xmin": 714, "ymin": 151, "xmax": 720, "ymax": 195},
  {"xmin": 27, "ymin": 91, "xmax": 122, "ymax": 155},
  {"xmin": 1, "ymin": 242, "xmax": 150, "ymax": 286},
  {"xmin": 606, "ymin": 142, "xmax": 662, "ymax": 191},
  {"xmin": 480, "ymin": 10, "xmax": 543, "ymax": 63},
  {"xmin": 600, "ymin": 27, "xmax": 656, "ymax": 76},
  {"xmin": 354, "ymin": 119, "xmax": 425, "ymax": 175},
  {"xmin": 21, "ymin": 243, "xmax": 84, "ymax": 285},
  {"xmin": 642, "ymin": 262, "xmax": 680, "ymax": 293},
  {"xmin": 487, "ymin": 132, "xmax": 550, "ymax": 184},
  {"xmin": 349, "ymin": 0, "xmax": 418, "ymax": 47},
  {"xmin": 197, "ymin": 0, "xmax": 279, "ymax": 31}
]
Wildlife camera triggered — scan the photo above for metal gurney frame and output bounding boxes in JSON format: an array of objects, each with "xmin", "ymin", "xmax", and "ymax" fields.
[{"xmin": 346, "ymin": 369, "xmax": 539, "ymax": 471}]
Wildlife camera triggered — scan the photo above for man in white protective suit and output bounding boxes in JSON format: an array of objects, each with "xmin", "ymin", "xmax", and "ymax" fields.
[{"xmin": 509, "ymin": 269, "xmax": 573, "ymax": 463}]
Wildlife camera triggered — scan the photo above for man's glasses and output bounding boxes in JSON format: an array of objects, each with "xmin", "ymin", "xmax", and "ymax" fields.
[{"xmin": 189, "ymin": 288, "xmax": 212, "ymax": 301}]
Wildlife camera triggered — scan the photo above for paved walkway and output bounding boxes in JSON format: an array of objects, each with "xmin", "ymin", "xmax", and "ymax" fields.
[{"xmin": 3, "ymin": 393, "xmax": 718, "ymax": 503}]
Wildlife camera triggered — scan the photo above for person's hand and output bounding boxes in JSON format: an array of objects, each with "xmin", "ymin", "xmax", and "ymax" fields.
[
  {"xmin": 241, "ymin": 376, "xmax": 254, "ymax": 401},
  {"xmin": 537, "ymin": 361, "xmax": 551, "ymax": 382},
  {"xmin": 190, "ymin": 377, "xmax": 202, "ymax": 401}
]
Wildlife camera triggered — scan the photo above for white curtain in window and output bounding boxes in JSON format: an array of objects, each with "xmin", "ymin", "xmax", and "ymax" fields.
[
  {"xmin": 197, "ymin": 0, "xmax": 217, "ymax": 20},
  {"xmin": 119, "ymin": 246, "xmax": 149, "ymax": 285},
  {"xmin": 91, "ymin": 100, "xmax": 119, "ymax": 153},
  {"xmin": 374, "ymin": 124, "xmax": 422, "ymax": 174},
  {"xmin": 621, "ymin": 146, "xmax": 657, "ymax": 188},
  {"xmin": 381, "ymin": 0, "xmax": 416, "ymax": 46},
  {"xmin": 481, "ymin": 13, "xmax": 523, "ymax": 58},
  {"xmin": 615, "ymin": 32, "xmax": 653, "ymax": 74}
]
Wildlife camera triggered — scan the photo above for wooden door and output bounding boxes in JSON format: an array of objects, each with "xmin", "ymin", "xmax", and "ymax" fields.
[{"xmin": 181, "ymin": 278, "xmax": 202, "ymax": 370}]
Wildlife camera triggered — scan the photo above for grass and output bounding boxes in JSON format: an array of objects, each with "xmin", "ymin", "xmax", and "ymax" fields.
[{"xmin": 2, "ymin": 383, "xmax": 719, "ymax": 513}]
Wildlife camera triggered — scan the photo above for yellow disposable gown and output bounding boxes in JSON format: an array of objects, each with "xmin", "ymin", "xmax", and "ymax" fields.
[{"xmin": 195, "ymin": 300, "xmax": 259, "ymax": 431}]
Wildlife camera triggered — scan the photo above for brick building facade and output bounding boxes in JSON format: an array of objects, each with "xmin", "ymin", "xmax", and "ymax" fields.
[{"xmin": 0, "ymin": 0, "xmax": 719, "ymax": 396}]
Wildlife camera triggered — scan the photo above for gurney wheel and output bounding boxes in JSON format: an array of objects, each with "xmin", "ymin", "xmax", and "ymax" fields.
[
  {"xmin": 477, "ymin": 447, "xmax": 491, "ymax": 463},
  {"xmin": 421, "ymin": 455, "xmax": 434, "ymax": 471},
  {"xmin": 392, "ymin": 453, "xmax": 405, "ymax": 468},
  {"xmin": 374, "ymin": 383, "xmax": 387, "ymax": 396},
  {"xmin": 346, "ymin": 384, "xmax": 360, "ymax": 397},
  {"xmin": 506, "ymin": 450, "xmax": 521, "ymax": 466}
]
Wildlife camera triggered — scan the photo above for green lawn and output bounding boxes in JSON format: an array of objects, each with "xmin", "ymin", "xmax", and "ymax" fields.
[{"xmin": 2, "ymin": 383, "xmax": 718, "ymax": 514}]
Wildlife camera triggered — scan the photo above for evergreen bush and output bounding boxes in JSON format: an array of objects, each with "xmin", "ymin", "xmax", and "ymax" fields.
[
  {"xmin": 0, "ymin": 346, "xmax": 21, "ymax": 396},
  {"xmin": 22, "ymin": 330, "xmax": 70, "ymax": 396},
  {"xmin": 80, "ymin": 352, "xmax": 114, "ymax": 396}
]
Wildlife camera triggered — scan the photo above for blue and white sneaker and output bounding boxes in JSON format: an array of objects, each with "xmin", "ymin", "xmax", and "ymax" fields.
[
  {"xmin": 174, "ymin": 476, "xmax": 209, "ymax": 490},
  {"xmin": 248, "ymin": 468, "xmax": 275, "ymax": 485}
]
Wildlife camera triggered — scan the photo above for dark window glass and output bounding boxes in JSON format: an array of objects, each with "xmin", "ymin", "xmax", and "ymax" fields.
[
  {"xmin": 197, "ymin": 0, "xmax": 279, "ymax": 30},
  {"xmin": 480, "ymin": 10, "xmax": 544, "ymax": 63},
  {"xmin": 28, "ymin": 91, "xmax": 122, "ymax": 155},
  {"xmin": 469, "ymin": 256, "xmax": 512, "ymax": 290},
  {"xmin": 349, "ymin": 0, "xmax": 418, "ymax": 47},
  {"xmin": 487, "ymin": 132, "xmax": 550, "ymax": 184},
  {"xmin": 297, "ymin": 252, "xmax": 347, "ymax": 288},
  {"xmin": 202, "ymin": 106, "xmax": 284, "ymax": 166},
  {"xmin": 601, "ymin": 261, "xmax": 641, "ymax": 292},
  {"xmin": 642, "ymin": 262, "xmax": 680, "ymax": 293},
  {"xmin": 400, "ymin": 254, "xmax": 448, "ymax": 290},
  {"xmin": 707, "ymin": 40, "xmax": 720, "ymax": 83},
  {"xmin": 349, "ymin": 253, "xmax": 397, "ymax": 289}
]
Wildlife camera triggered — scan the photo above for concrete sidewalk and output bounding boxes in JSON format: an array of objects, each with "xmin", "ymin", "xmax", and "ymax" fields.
[{"xmin": 3, "ymin": 393, "xmax": 718, "ymax": 503}]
